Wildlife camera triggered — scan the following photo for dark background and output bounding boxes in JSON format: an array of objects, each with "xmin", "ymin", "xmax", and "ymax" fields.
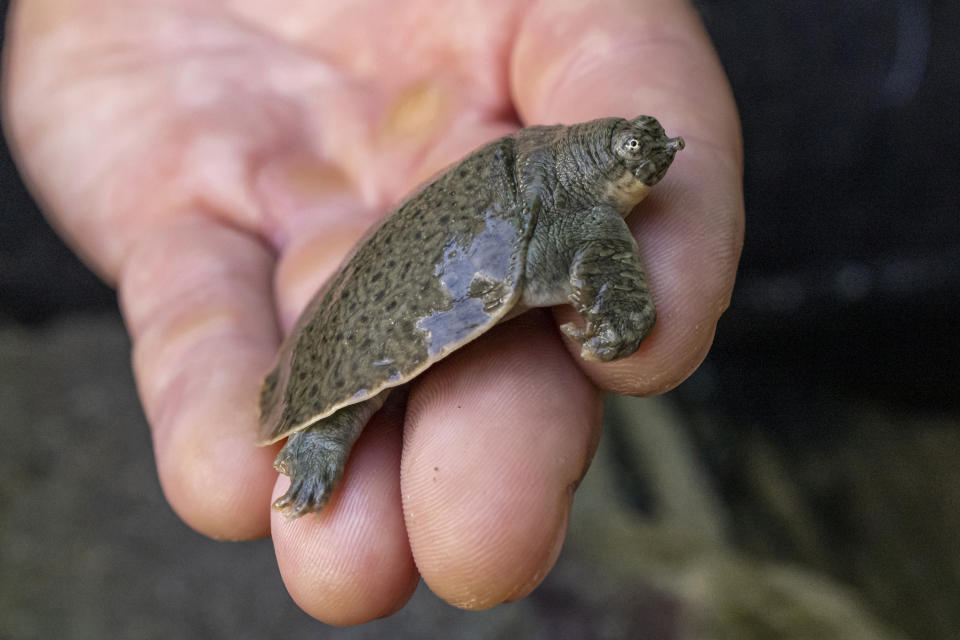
[
  {"xmin": 3, "ymin": 1, "xmax": 958, "ymax": 402},
  {"xmin": 2, "ymin": 0, "xmax": 958, "ymax": 638}
]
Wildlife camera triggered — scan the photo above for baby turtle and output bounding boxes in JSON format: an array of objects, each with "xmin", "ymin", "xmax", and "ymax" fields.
[{"xmin": 259, "ymin": 115, "xmax": 684, "ymax": 518}]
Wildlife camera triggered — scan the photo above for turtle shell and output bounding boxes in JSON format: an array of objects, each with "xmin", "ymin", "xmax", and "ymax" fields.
[{"xmin": 258, "ymin": 137, "xmax": 537, "ymax": 444}]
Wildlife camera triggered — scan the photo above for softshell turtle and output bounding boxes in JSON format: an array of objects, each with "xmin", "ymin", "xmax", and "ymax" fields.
[{"xmin": 259, "ymin": 115, "xmax": 685, "ymax": 518}]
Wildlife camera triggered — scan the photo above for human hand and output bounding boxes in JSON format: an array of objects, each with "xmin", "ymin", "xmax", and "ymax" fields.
[{"xmin": 3, "ymin": 0, "xmax": 742, "ymax": 624}]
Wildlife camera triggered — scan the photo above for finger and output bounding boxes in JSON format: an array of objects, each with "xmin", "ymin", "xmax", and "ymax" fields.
[
  {"xmin": 512, "ymin": 0, "xmax": 744, "ymax": 394},
  {"xmin": 120, "ymin": 216, "xmax": 280, "ymax": 540},
  {"xmin": 402, "ymin": 311, "xmax": 603, "ymax": 609},
  {"xmin": 261, "ymin": 164, "xmax": 419, "ymax": 624},
  {"xmin": 254, "ymin": 154, "xmax": 378, "ymax": 330},
  {"xmin": 271, "ymin": 398, "xmax": 418, "ymax": 626},
  {"xmin": 404, "ymin": 119, "xmax": 520, "ymax": 191}
]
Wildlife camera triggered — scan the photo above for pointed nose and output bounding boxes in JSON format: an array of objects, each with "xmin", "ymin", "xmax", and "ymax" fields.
[{"xmin": 665, "ymin": 136, "xmax": 685, "ymax": 153}]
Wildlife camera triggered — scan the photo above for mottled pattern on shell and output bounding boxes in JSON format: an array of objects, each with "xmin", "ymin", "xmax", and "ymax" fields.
[{"xmin": 258, "ymin": 138, "xmax": 531, "ymax": 443}]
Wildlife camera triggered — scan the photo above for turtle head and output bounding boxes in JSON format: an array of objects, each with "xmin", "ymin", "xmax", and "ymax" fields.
[
  {"xmin": 612, "ymin": 115, "xmax": 685, "ymax": 188},
  {"xmin": 549, "ymin": 115, "xmax": 684, "ymax": 214}
]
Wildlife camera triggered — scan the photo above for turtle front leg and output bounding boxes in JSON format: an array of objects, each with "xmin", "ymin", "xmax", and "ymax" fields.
[
  {"xmin": 272, "ymin": 393, "xmax": 388, "ymax": 518},
  {"xmin": 560, "ymin": 206, "xmax": 656, "ymax": 362}
]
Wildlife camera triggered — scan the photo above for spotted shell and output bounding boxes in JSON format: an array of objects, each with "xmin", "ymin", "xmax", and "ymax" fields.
[{"xmin": 258, "ymin": 137, "xmax": 537, "ymax": 444}]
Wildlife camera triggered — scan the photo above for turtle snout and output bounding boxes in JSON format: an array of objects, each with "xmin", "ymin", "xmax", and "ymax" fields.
[
  {"xmin": 665, "ymin": 136, "xmax": 685, "ymax": 153},
  {"xmin": 634, "ymin": 135, "xmax": 684, "ymax": 186}
]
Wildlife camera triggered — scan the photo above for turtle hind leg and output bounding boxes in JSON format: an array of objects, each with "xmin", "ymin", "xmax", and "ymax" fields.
[{"xmin": 272, "ymin": 393, "xmax": 388, "ymax": 518}]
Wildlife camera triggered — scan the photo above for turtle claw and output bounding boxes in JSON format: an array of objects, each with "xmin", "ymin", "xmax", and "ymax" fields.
[
  {"xmin": 269, "ymin": 396, "xmax": 386, "ymax": 519},
  {"xmin": 271, "ymin": 429, "xmax": 343, "ymax": 519},
  {"xmin": 560, "ymin": 321, "xmax": 587, "ymax": 342},
  {"xmin": 560, "ymin": 315, "xmax": 650, "ymax": 363},
  {"xmin": 272, "ymin": 477, "xmax": 332, "ymax": 519}
]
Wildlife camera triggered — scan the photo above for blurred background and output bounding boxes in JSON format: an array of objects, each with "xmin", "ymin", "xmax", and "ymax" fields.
[{"xmin": 2, "ymin": 0, "xmax": 957, "ymax": 638}]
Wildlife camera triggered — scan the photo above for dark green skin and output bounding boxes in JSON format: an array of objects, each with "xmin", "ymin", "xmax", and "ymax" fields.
[{"xmin": 260, "ymin": 115, "xmax": 684, "ymax": 517}]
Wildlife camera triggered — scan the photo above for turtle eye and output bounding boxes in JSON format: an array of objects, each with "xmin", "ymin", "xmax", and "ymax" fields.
[{"xmin": 614, "ymin": 131, "xmax": 647, "ymax": 159}]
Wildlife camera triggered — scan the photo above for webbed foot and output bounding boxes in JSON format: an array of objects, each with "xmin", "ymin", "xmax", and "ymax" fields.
[
  {"xmin": 270, "ymin": 394, "xmax": 387, "ymax": 519},
  {"xmin": 561, "ymin": 305, "xmax": 655, "ymax": 362},
  {"xmin": 272, "ymin": 428, "xmax": 348, "ymax": 518}
]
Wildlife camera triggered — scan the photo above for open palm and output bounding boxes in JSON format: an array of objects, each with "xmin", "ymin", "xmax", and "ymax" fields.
[{"xmin": 4, "ymin": 0, "xmax": 742, "ymax": 624}]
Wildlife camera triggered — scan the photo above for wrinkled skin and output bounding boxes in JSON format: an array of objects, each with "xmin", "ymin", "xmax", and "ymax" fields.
[
  {"xmin": 265, "ymin": 116, "xmax": 685, "ymax": 519},
  {"xmin": 3, "ymin": 0, "xmax": 743, "ymax": 625}
]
